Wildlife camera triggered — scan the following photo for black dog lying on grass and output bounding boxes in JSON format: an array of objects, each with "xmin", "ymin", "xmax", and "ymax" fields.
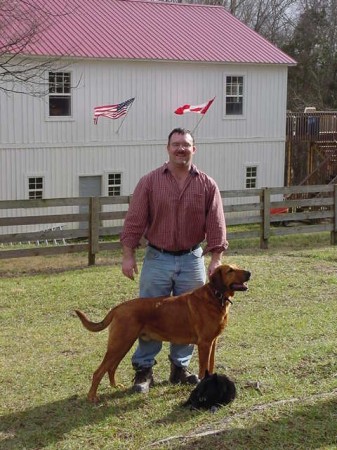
[{"xmin": 183, "ymin": 370, "xmax": 236, "ymax": 412}]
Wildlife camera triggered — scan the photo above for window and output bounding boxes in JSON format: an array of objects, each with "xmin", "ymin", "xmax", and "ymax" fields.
[
  {"xmin": 245, "ymin": 166, "xmax": 257, "ymax": 189},
  {"xmin": 28, "ymin": 177, "xmax": 44, "ymax": 199},
  {"xmin": 226, "ymin": 76, "xmax": 243, "ymax": 115},
  {"xmin": 108, "ymin": 173, "xmax": 122, "ymax": 196},
  {"xmin": 48, "ymin": 72, "xmax": 71, "ymax": 116}
]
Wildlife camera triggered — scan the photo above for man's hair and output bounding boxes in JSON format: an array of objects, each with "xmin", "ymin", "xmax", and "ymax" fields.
[{"xmin": 168, "ymin": 128, "xmax": 194, "ymax": 145}]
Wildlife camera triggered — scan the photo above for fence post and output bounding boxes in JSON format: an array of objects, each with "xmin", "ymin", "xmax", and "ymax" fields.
[
  {"xmin": 88, "ymin": 197, "xmax": 100, "ymax": 266},
  {"xmin": 260, "ymin": 188, "xmax": 270, "ymax": 249},
  {"xmin": 331, "ymin": 184, "xmax": 337, "ymax": 245}
]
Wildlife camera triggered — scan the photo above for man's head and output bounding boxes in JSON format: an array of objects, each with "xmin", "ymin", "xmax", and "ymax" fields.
[{"xmin": 167, "ymin": 128, "xmax": 196, "ymax": 169}]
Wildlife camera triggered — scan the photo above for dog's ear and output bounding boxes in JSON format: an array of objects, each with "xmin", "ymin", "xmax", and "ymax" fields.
[
  {"xmin": 204, "ymin": 370, "xmax": 210, "ymax": 379},
  {"xmin": 209, "ymin": 266, "xmax": 225, "ymax": 291}
]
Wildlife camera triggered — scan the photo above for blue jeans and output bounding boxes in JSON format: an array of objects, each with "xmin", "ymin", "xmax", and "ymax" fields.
[{"xmin": 131, "ymin": 245, "xmax": 206, "ymax": 369}]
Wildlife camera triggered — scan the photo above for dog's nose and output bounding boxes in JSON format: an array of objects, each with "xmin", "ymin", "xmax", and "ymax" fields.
[{"xmin": 245, "ymin": 271, "xmax": 251, "ymax": 280}]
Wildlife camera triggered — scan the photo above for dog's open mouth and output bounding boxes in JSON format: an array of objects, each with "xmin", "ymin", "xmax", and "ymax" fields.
[{"xmin": 230, "ymin": 283, "xmax": 248, "ymax": 291}]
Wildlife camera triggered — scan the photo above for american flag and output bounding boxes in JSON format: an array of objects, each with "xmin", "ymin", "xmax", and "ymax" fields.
[
  {"xmin": 94, "ymin": 97, "xmax": 135, "ymax": 124},
  {"xmin": 174, "ymin": 98, "xmax": 215, "ymax": 115}
]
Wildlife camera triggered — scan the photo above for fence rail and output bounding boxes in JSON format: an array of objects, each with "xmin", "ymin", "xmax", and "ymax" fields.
[{"xmin": 0, "ymin": 185, "xmax": 336, "ymax": 264}]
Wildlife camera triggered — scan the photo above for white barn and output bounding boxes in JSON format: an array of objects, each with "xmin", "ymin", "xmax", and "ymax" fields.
[{"xmin": 0, "ymin": 0, "xmax": 296, "ymax": 230}]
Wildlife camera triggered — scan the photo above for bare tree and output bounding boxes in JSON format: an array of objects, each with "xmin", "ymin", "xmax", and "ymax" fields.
[
  {"xmin": 222, "ymin": 0, "xmax": 299, "ymax": 46},
  {"xmin": 285, "ymin": 0, "xmax": 337, "ymax": 110},
  {"xmin": 177, "ymin": 0, "xmax": 299, "ymax": 46},
  {"xmin": 0, "ymin": 0, "xmax": 64, "ymax": 96}
]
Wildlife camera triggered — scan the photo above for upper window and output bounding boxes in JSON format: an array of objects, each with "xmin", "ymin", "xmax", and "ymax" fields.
[
  {"xmin": 28, "ymin": 177, "xmax": 44, "ymax": 199},
  {"xmin": 48, "ymin": 72, "xmax": 71, "ymax": 117},
  {"xmin": 108, "ymin": 173, "xmax": 122, "ymax": 196},
  {"xmin": 226, "ymin": 76, "xmax": 243, "ymax": 115},
  {"xmin": 245, "ymin": 166, "xmax": 257, "ymax": 189}
]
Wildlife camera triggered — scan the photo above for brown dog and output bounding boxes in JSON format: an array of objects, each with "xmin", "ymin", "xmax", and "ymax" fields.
[{"xmin": 75, "ymin": 263, "xmax": 250, "ymax": 402}]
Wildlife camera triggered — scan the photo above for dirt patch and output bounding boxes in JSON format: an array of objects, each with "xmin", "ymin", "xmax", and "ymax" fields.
[{"xmin": 0, "ymin": 253, "xmax": 122, "ymax": 277}]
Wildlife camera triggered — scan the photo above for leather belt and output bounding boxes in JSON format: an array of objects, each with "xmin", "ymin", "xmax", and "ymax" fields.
[{"xmin": 148, "ymin": 243, "xmax": 200, "ymax": 256}]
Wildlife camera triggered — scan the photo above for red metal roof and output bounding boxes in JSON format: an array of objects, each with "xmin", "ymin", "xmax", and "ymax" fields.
[{"xmin": 6, "ymin": 0, "xmax": 296, "ymax": 65}]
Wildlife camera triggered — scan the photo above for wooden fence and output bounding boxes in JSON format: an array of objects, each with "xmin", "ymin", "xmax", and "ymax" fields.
[{"xmin": 0, "ymin": 185, "xmax": 336, "ymax": 265}]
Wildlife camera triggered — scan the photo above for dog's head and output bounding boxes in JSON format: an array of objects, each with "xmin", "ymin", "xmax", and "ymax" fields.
[{"xmin": 209, "ymin": 264, "xmax": 251, "ymax": 299}]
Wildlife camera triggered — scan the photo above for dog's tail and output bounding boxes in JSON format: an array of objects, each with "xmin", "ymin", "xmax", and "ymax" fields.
[{"xmin": 75, "ymin": 309, "xmax": 115, "ymax": 332}]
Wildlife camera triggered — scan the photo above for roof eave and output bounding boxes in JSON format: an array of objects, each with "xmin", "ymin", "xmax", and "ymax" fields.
[{"xmin": 13, "ymin": 52, "xmax": 297, "ymax": 66}]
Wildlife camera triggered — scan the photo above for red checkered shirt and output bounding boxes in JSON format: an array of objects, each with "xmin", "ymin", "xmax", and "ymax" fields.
[{"xmin": 120, "ymin": 163, "xmax": 228, "ymax": 254}]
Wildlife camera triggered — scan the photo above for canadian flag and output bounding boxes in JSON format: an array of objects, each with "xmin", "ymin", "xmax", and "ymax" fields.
[{"xmin": 174, "ymin": 98, "xmax": 215, "ymax": 115}]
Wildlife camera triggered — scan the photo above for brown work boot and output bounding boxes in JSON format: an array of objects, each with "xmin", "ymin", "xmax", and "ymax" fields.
[
  {"xmin": 169, "ymin": 357, "xmax": 199, "ymax": 385},
  {"xmin": 132, "ymin": 367, "xmax": 154, "ymax": 393}
]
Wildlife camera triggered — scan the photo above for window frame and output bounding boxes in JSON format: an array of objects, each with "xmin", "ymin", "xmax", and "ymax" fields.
[
  {"xmin": 47, "ymin": 71, "xmax": 73, "ymax": 120},
  {"xmin": 107, "ymin": 172, "xmax": 122, "ymax": 197},
  {"xmin": 224, "ymin": 74, "xmax": 245, "ymax": 117},
  {"xmin": 244, "ymin": 164, "xmax": 258, "ymax": 189},
  {"xmin": 27, "ymin": 176, "xmax": 44, "ymax": 199}
]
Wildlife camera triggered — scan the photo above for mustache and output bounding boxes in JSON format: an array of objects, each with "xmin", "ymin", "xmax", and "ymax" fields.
[{"xmin": 175, "ymin": 150, "xmax": 188, "ymax": 155}]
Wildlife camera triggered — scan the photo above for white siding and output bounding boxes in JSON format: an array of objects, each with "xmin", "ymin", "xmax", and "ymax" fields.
[
  {"xmin": 0, "ymin": 58, "xmax": 288, "ymax": 233},
  {"xmin": 0, "ymin": 60, "xmax": 288, "ymax": 146},
  {"xmin": 0, "ymin": 139, "xmax": 284, "ymax": 197}
]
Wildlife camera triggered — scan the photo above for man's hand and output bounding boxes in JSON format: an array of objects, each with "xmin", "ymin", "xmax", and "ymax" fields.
[
  {"xmin": 208, "ymin": 251, "xmax": 223, "ymax": 277},
  {"xmin": 122, "ymin": 246, "xmax": 138, "ymax": 280}
]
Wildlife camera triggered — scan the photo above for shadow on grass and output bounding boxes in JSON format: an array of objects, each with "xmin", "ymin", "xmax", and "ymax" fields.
[
  {"xmin": 1, "ymin": 387, "xmax": 337, "ymax": 449},
  {"xmin": 0, "ymin": 389, "xmax": 142, "ymax": 449},
  {"xmin": 168, "ymin": 396, "xmax": 337, "ymax": 450}
]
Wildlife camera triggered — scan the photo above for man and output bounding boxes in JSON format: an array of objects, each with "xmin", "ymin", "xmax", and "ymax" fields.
[{"xmin": 120, "ymin": 127, "xmax": 228, "ymax": 393}]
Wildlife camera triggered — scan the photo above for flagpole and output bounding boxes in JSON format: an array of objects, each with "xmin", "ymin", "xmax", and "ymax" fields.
[
  {"xmin": 192, "ymin": 114, "xmax": 206, "ymax": 134},
  {"xmin": 115, "ymin": 98, "xmax": 135, "ymax": 134},
  {"xmin": 192, "ymin": 96, "xmax": 215, "ymax": 134}
]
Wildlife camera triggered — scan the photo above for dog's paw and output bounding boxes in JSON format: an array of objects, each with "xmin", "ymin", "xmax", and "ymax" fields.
[{"xmin": 210, "ymin": 405, "xmax": 219, "ymax": 414}]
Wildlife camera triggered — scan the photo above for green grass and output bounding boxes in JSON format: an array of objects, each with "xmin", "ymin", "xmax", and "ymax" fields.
[{"xmin": 0, "ymin": 234, "xmax": 337, "ymax": 449}]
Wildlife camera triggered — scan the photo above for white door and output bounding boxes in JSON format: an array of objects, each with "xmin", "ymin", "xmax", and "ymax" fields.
[{"xmin": 79, "ymin": 176, "xmax": 102, "ymax": 229}]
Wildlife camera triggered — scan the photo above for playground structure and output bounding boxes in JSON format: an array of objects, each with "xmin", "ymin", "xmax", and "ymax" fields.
[{"xmin": 286, "ymin": 109, "xmax": 337, "ymax": 187}]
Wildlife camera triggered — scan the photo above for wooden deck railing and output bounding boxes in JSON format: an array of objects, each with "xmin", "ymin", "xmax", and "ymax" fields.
[
  {"xmin": 0, "ymin": 185, "xmax": 336, "ymax": 264},
  {"xmin": 286, "ymin": 111, "xmax": 337, "ymax": 142}
]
